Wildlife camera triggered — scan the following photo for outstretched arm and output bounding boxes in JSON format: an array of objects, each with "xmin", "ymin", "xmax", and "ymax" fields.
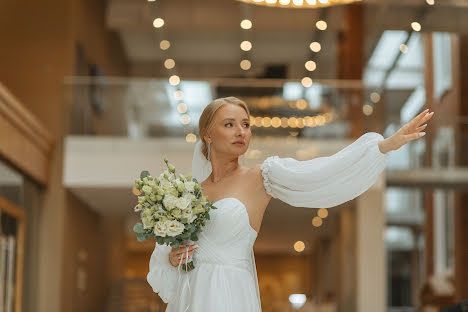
[
  {"xmin": 378, "ymin": 109, "xmax": 434, "ymax": 154},
  {"xmin": 260, "ymin": 109, "xmax": 434, "ymax": 208}
]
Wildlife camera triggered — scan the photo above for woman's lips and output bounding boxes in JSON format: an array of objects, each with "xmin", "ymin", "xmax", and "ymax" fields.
[{"xmin": 233, "ymin": 142, "xmax": 245, "ymax": 146}]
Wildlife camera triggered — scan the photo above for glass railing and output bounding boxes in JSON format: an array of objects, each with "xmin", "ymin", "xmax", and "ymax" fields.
[{"xmin": 63, "ymin": 76, "xmax": 384, "ymax": 139}]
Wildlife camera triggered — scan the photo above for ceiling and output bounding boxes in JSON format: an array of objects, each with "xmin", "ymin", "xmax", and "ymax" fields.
[{"xmin": 106, "ymin": 0, "xmax": 468, "ymax": 80}]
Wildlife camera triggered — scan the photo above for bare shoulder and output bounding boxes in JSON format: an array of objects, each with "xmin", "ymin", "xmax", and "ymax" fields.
[
  {"xmin": 243, "ymin": 164, "xmax": 271, "ymax": 200},
  {"xmin": 246, "ymin": 164, "xmax": 264, "ymax": 181}
]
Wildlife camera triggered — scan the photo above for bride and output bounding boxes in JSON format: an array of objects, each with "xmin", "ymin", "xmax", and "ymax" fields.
[{"xmin": 147, "ymin": 96, "xmax": 433, "ymax": 311}]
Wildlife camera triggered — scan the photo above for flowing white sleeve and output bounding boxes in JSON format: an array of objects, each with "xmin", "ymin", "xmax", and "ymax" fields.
[
  {"xmin": 260, "ymin": 132, "xmax": 388, "ymax": 208},
  {"xmin": 146, "ymin": 243, "xmax": 179, "ymax": 304}
]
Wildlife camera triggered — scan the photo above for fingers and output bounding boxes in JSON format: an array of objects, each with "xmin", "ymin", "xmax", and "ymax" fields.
[
  {"xmin": 409, "ymin": 109, "xmax": 428, "ymax": 127},
  {"xmin": 415, "ymin": 124, "xmax": 427, "ymax": 132},
  {"xmin": 173, "ymin": 245, "xmax": 198, "ymax": 255},
  {"xmin": 170, "ymin": 246, "xmax": 198, "ymax": 266},
  {"xmin": 409, "ymin": 109, "xmax": 433, "ymax": 129},
  {"xmin": 173, "ymin": 251, "xmax": 196, "ymax": 264},
  {"xmin": 404, "ymin": 132, "xmax": 426, "ymax": 143}
]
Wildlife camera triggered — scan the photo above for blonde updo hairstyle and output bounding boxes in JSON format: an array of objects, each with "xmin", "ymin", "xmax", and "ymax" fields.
[{"xmin": 198, "ymin": 97, "xmax": 250, "ymax": 160}]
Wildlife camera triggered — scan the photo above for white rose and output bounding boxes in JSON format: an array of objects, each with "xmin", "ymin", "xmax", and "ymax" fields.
[
  {"xmin": 182, "ymin": 208, "xmax": 197, "ymax": 224},
  {"xmin": 175, "ymin": 197, "xmax": 191, "ymax": 211},
  {"xmin": 165, "ymin": 220, "xmax": 185, "ymax": 237},
  {"xmin": 183, "ymin": 192, "xmax": 196, "ymax": 202},
  {"xmin": 184, "ymin": 181, "xmax": 196, "ymax": 192},
  {"xmin": 163, "ymin": 194, "xmax": 178, "ymax": 210},
  {"xmin": 154, "ymin": 221, "xmax": 168, "ymax": 237}
]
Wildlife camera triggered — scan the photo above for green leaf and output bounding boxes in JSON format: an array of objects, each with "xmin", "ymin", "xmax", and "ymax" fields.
[
  {"xmin": 190, "ymin": 233, "xmax": 199, "ymax": 241},
  {"xmin": 140, "ymin": 170, "xmax": 150, "ymax": 180},
  {"xmin": 205, "ymin": 213, "xmax": 210, "ymax": 220},
  {"xmin": 133, "ymin": 223, "xmax": 145, "ymax": 234},
  {"xmin": 136, "ymin": 232, "xmax": 147, "ymax": 242}
]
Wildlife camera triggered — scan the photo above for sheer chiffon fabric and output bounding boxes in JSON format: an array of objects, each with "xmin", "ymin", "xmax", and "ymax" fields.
[{"xmin": 146, "ymin": 132, "xmax": 387, "ymax": 311}]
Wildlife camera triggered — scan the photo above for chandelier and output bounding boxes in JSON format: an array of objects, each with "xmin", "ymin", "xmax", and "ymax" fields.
[{"xmin": 237, "ymin": 0, "xmax": 361, "ymax": 8}]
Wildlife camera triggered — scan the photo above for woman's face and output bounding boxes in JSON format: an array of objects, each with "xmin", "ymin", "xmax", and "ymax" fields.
[{"xmin": 207, "ymin": 103, "xmax": 251, "ymax": 158}]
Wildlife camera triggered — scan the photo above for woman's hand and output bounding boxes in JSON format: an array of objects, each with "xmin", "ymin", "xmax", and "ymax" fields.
[
  {"xmin": 169, "ymin": 243, "xmax": 199, "ymax": 267},
  {"xmin": 378, "ymin": 109, "xmax": 434, "ymax": 154}
]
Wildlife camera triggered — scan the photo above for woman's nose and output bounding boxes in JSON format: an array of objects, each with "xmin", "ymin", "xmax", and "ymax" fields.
[{"xmin": 235, "ymin": 125, "xmax": 245, "ymax": 136}]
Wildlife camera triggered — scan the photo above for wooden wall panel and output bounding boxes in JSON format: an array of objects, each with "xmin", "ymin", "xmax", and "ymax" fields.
[{"xmin": 0, "ymin": 83, "xmax": 54, "ymax": 186}]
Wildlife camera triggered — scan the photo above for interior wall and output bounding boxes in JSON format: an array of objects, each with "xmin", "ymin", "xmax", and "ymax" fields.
[
  {"xmin": 0, "ymin": 0, "xmax": 129, "ymax": 311},
  {"xmin": 62, "ymin": 192, "xmax": 107, "ymax": 312},
  {"xmin": 0, "ymin": 2, "xmax": 73, "ymax": 311}
]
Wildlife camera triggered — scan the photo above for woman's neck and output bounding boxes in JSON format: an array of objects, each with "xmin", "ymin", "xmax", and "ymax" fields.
[{"xmin": 209, "ymin": 154, "xmax": 240, "ymax": 183}]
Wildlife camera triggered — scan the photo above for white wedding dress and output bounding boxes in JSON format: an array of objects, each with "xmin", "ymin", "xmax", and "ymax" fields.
[{"xmin": 146, "ymin": 132, "xmax": 388, "ymax": 312}]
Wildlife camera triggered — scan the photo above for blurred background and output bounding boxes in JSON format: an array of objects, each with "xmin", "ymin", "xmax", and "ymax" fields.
[{"xmin": 0, "ymin": 0, "xmax": 467, "ymax": 311}]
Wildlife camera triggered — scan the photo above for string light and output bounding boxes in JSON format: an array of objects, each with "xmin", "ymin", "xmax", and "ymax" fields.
[
  {"xmin": 240, "ymin": 41, "xmax": 253, "ymax": 51},
  {"xmin": 297, "ymin": 117, "xmax": 305, "ymax": 128},
  {"xmin": 370, "ymin": 92, "xmax": 380, "ymax": 103},
  {"xmin": 185, "ymin": 133, "xmax": 197, "ymax": 143},
  {"xmin": 305, "ymin": 61, "xmax": 317, "ymax": 72},
  {"xmin": 160, "ymin": 40, "xmax": 171, "ymax": 50},
  {"xmin": 153, "ymin": 18, "xmax": 165, "ymax": 28},
  {"xmin": 294, "ymin": 241, "xmax": 305, "ymax": 252},
  {"xmin": 296, "ymin": 99, "xmax": 308, "ymax": 110},
  {"xmin": 312, "ymin": 217, "xmax": 323, "ymax": 227},
  {"xmin": 169, "ymin": 75, "xmax": 180, "ymax": 86},
  {"xmin": 180, "ymin": 114, "xmax": 191, "ymax": 125},
  {"xmin": 426, "ymin": 0, "xmax": 434, "ymax": 4},
  {"xmin": 309, "ymin": 42, "xmax": 321, "ymax": 52},
  {"xmin": 243, "ymin": 0, "xmax": 357, "ymax": 7},
  {"xmin": 177, "ymin": 103, "xmax": 187, "ymax": 113},
  {"xmin": 240, "ymin": 19, "xmax": 252, "ymax": 29},
  {"xmin": 271, "ymin": 117, "xmax": 281, "ymax": 128},
  {"xmin": 318, "ymin": 208, "xmax": 328, "ymax": 218},
  {"xmin": 174, "ymin": 90, "xmax": 184, "ymax": 100},
  {"xmin": 164, "ymin": 59, "xmax": 175, "ymax": 69},
  {"xmin": 288, "ymin": 117, "xmax": 298, "ymax": 128},
  {"xmin": 315, "ymin": 115, "xmax": 325, "ymax": 125},
  {"xmin": 250, "ymin": 114, "xmax": 332, "ymax": 128},
  {"xmin": 411, "ymin": 22, "xmax": 422, "ymax": 32},
  {"xmin": 363, "ymin": 104, "xmax": 373, "ymax": 116},
  {"xmin": 301, "ymin": 77, "xmax": 313, "ymax": 88},
  {"xmin": 240, "ymin": 60, "xmax": 252, "ymax": 70},
  {"xmin": 316, "ymin": 20, "xmax": 327, "ymax": 31},
  {"xmin": 400, "ymin": 44, "xmax": 408, "ymax": 54}
]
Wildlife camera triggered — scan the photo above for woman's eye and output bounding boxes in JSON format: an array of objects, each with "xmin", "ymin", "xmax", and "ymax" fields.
[
  {"xmin": 225, "ymin": 123, "xmax": 232, "ymax": 127},
  {"xmin": 244, "ymin": 123, "xmax": 250, "ymax": 128}
]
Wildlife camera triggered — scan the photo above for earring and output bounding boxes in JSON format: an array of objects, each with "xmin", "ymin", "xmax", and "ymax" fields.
[{"xmin": 207, "ymin": 142, "xmax": 211, "ymax": 161}]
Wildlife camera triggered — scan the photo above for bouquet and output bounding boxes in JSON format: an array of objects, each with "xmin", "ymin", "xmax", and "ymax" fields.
[{"xmin": 132, "ymin": 157, "xmax": 217, "ymax": 271}]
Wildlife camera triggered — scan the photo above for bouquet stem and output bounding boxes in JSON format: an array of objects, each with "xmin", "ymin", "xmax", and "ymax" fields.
[{"xmin": 182, "ymin": 261, "xmax": 195, "ymax": 272}]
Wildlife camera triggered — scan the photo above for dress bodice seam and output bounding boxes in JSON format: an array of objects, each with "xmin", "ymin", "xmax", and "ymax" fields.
[{"xmin": 211, "ymin": 197, "xmax": 259, "ymax": 236}]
